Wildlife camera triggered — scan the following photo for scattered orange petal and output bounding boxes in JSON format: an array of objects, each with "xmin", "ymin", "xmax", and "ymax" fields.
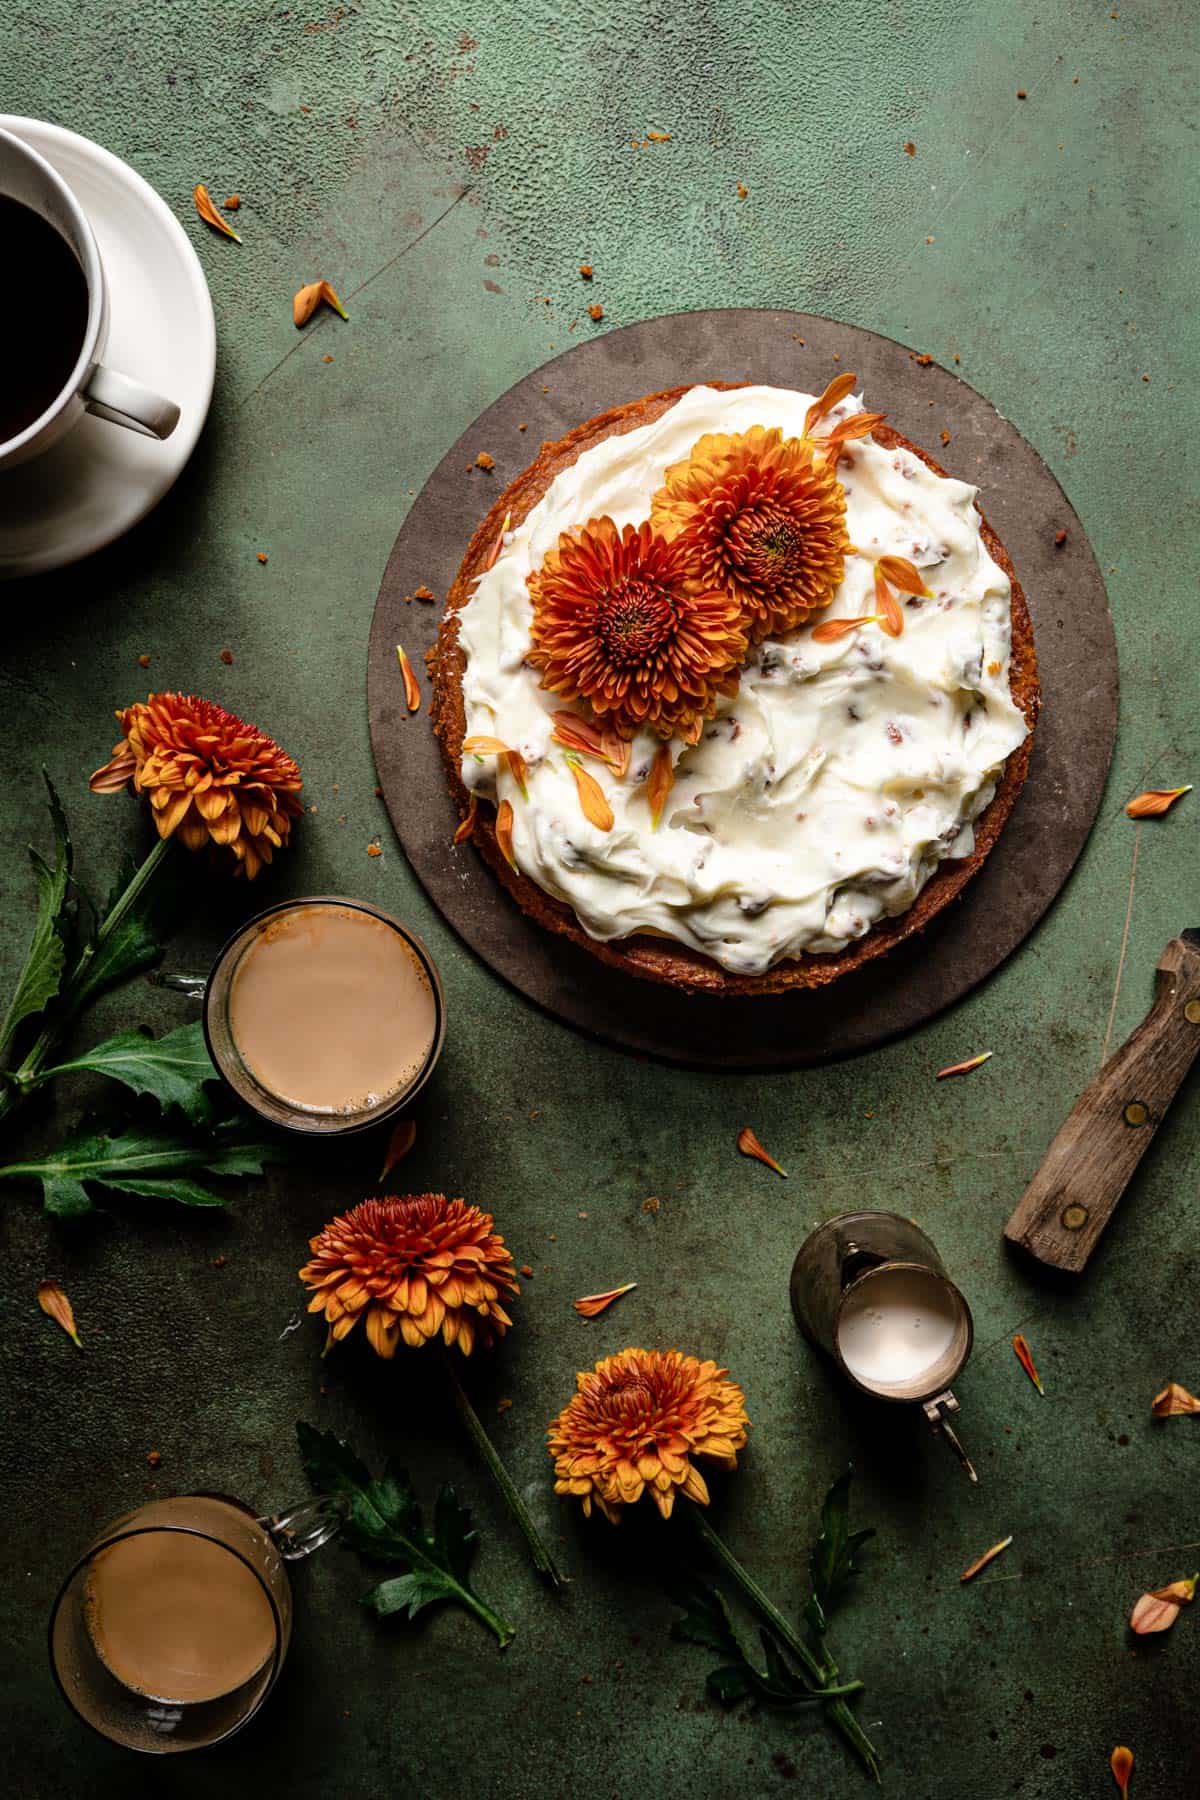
[
  {"xmin": 1152, "ymin": 1381, "xmax": 1200, "ymax": 1417},
  {"xmin": 1110, "ymin": 1746, "xmax": 1133, "ymax": 1798},
  {"xmin": 876, "ymin": 554, "xmax": 931, "ymax": 596},
  {"xmin": 804, "ymin": 371, "xmax": 857, "ymax": 435},
  {"xmin": 453, "ymin": 793, "xmax": 479, "ymax": 845},
  {"xmin": 193, "ymin": 183, "xmax": 241, "ymax": 242},
  {"xmin": 37, "ymin": 1281, "xmax": 82, "ymax": 1349},
  {"xmin": 646, "ymin": 742, "xmax": 674, "ymax": 829},
  {"xmin": 552, "ymin": 712, "xmax": 610, "ymax": 761},
  {"xmin": 737, "ymin": 1127, "xmax": 787, "ymax": 1178},
  {"xmin": 378, "ymin": 1119, "xmax": 416, "ymax": 1183},
  {"xmin": 463, "ymin": 735, "xmax": 513, "ymax": 757},
  {"xmin": 874, "ymin": 567, "xmax": 905, "ymax": 637},
  {"xmin": 565, "ymin": 755, "xmax": 614, "ymax": 832},
  {"xmin": 601, "ymin": 728, "xmax": 631, "ymax": 778},
  {"xmin": 495, "ymin": 799, "xmax": 517, "ymax": 870},
  {"xmin": 811, "ymin": 615, "xmax": 879, "ymax": 643},
  {"xmin": 574, "ymin": 1282, "xmax": 637, "ymax": 1319},
  {"xmin": 824, "ymin": 410, "xmax": 887, "ymax": 450},
  {"xmin": 484, "ymin": 510, "xmax": 513, "ymax": 571},
  {"xmin": 293, "ymin": 280, "xmax": 348, "ymax": 327},
  {"xmin": 1125, "ymin": 786, "xmax": 1191, "ymax": 819},
  {"xmin": 396, "ymin": 645, "xmax": 421, "ymax": 712},
  {"xmin": 936, "ymin": 1050, "xmax": 993, "ymax": 1080},
  {"xmin": 960, "ymin": 1535, "xmax": 1012, "ymax": 1582},
  {"xmin": 1130, "ymin": 1574, "xmax": 1197, "ymax": 1635},
  {"xmin": 1012, "ymin": 1333, "xmax": 1044, "ymax": 1395}
]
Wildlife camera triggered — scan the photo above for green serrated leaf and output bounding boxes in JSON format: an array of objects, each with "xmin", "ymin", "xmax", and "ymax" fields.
[
  {"xmin": 69, "ymin": 838, "xmax": 188, "ymax": 1015},
  {"xmin": 669, "ymin": 1579, "xmax": 744, "ymax": 1658},
  {"xmin": 36, "ymin": 1020, "xmax": 219, "ymax": 1124},
  {"xmin": 297, "ymin": 1423, "xmax": 514, "ymax": 1648},
  {"xmin": 811, "ymin": 1470, "xmax": 874, "ymax": 1616},
  {"xmin": 0, "ymin": 773, "xmax": 74, "ymax": 1055},
  {"xmin": 706, "ymin": 1663, "xmax": 757, "ymax": 1705},
  {"xmin": 0, "ymin": 1116, "xmax": 280, "ymax": 1215}
]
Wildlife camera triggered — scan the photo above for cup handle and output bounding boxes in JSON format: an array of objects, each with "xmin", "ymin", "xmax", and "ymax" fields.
[
  {"xmin": 258, "ymin": 1494, "xmax": 347, "ymax": 1562},
  {"xmin": 84, "ymin": 365, "xmax": 181, "ymax": 440}
]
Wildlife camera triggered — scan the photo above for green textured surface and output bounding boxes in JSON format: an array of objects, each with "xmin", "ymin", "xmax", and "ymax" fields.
[{"xmin": 2, "ymin": 2, "xmax": 1198, "ymax": 1795}]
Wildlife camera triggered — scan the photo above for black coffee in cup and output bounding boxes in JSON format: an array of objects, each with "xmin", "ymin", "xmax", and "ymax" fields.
[{"xmin": 0, "ymin": 194, "xmax": 89, "ymax": 444}]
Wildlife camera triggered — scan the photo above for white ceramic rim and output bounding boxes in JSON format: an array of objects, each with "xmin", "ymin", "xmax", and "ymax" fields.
[
  {"xmin": 0, "ymin": 114, "xmax": 216, "ymax": 577},
  {"xmin": 0, "ymin": 124, "xmax": 106, "ymax": 459}
]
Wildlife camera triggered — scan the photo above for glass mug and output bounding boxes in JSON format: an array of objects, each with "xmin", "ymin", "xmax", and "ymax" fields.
[
  {"xmin": 161, "ymin": 896, "xmax": 446, "ymax": 1136},
  {"xmin": 49, "ymin": 1492, "xmax": 342, "ymax": 1754}
]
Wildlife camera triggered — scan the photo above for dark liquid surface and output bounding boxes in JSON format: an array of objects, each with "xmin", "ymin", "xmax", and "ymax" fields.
[{"xmin": 0, "ymin": 195, "xmax": 89, "ymax": 444}]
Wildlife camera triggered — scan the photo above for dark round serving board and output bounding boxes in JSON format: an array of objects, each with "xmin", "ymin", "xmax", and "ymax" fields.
[{"xmin": 367, "ymin": 309, "xmax": 1117, "ymax": 1067}]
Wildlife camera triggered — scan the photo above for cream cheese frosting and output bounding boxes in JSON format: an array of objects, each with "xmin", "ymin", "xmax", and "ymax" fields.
[{"xmin": 457, "ymin": 384, "xmax": 1028, "ymax": 976}]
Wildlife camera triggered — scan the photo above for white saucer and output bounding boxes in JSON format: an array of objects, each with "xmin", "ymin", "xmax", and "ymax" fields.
[{"xmin": 0, "ymin": 116, "xmax": 215, "ymax": 579}]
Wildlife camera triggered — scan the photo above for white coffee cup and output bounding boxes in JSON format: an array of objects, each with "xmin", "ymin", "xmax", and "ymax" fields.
[{"xmin": 0, "ymin": 126, "xmax": 181, "ymax": 470}]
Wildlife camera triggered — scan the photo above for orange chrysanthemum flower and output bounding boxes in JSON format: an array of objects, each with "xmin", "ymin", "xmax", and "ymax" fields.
[
  {"xmin": 526, "ymin": 517, "xmax": 746, "ymax": 744},
  {"xmin": 651, "ymin": 425, "xmax": 851, "ymax": 642},
  {"xmin": 548, "ymin": 1347, "xmax": 749, "ymax": 1523},
  {"xmin": 89, "ymin": 692, "xmax": 303, "ymax": 879},
  {"xmin": 299, "ymin": 1194, "xmax": 520, "ymax": 1358}
]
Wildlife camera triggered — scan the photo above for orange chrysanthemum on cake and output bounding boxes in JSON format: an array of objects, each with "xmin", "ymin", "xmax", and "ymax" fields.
[
  {"xmin": 650, "ymin": 425, "xmax": 851, "ymax": 642},
  {"xmin": 299, "ymin": 1194, "xmax": 519, "ymax": 1358},
  {"xmin": 526, "ymin": 517, "xmax": 747, "ymax": 744},
  {"xmin": 89, "ymin": 692, "xmax": 303, "ymax": 878},
  {"xmin": 548, "ymin": 1347, "xmax": 749, "ymax": 1522}
]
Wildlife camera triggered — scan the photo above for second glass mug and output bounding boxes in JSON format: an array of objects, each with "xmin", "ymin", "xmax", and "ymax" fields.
[
  {"xmin": 49, "ymin": 1491, "xmax": 343, "ymax": 1753},
  {"xmin": 159, "ymin": 895, "xmax": 446, "ymax": 1135}
]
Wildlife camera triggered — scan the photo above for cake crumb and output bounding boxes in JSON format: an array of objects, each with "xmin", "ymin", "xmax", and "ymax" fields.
[
  {"xmin": 642, "ymin": 1195, "xmax": 661, "ymax": 1214},
  {"xmin": 904, "ymin": 141, "xmax": 916, "ymax": 156},
  {"xmin": 147, "ymin": 1450, "xmax": 162, "ymax": 1468},
  {"xmin": 915, "ymin": 353, "xmax": 933, "ymax": 367},
  {"xmin": 736, "ymin": 181, "xmax": 748, "ymax": 197},
  {"xmin": 257, "ymin": 551, "xmax": 268, "ymax": 563},
  {"xmin": 954, "ymin": 354, "xmax": 961, "ymax": 363},
  {"xmin": 224, "ymin": 194, "xmax": 241, "ymax": 210},
  {"xmin": 212, "ymin": 1255, "xmax": 227, "ymax": 1268},
  {"xmin": 520, "ymin": 1264, "xmax": 534, "ymax": 1279},
  {"xmin": 367, "ymin": 843, "xmax": 382, "ymax": 857},
  {"xmin": 219, "ymin": 648, "xmax": 234, "ymax": 665},
  {"xmin": 517, "ymin": 420, "xmax": 528, "ymax": 431},
  {"xmin": 579, "ymin": 262, "xmax": 593, "ymax": 279},
  {"xmin": 137, "ymin": 653, "xmax": 151, "ymax": 668},
  {"xmin": 496, "ymin": 1397, "xmax": 513, "ymax": 1415},
  {"xmin": 1016, "ymin": 89, "xmax": 1027, "ymax": 99},
  {"xmin": 588, "ymin": 303, "xmax": 604, "ymax": 322},
  {"xmin": 940, "ymin": 429, "xmax": 951, "ymax": 445},
  {"xmin": 1054, "ymin": 529, "xmax": 1068, "ymax": 547},
  {"xmin": 323, "ymin": 353, "xmax": 333, "ymax": 363},
  {"xmin": 475, "ymin": 451, "xmax": 495, "ymax": 471},
  {"xmin": 413, "ymin": 584, "xmax": 435, "ymax": 602}
]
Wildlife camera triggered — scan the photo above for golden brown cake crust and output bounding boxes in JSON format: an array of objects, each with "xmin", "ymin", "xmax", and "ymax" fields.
[{"xmin": 428, "ymin": 383, "xmax": 1040, "ymax": 996}]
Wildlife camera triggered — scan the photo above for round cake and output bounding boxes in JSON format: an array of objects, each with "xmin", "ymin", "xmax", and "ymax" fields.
[{"xmin": 429, "ymin": 378, "xmax": 1039, "ymax": 995}]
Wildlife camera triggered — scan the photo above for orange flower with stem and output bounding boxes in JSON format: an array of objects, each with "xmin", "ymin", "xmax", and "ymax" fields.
[
  {"xmin": 526, "ymin": 516, "xmax": 746, "ymax": 744},
  {"xmin": 0, "ymin": 694, "xmax": 303, "ymax": 1132},
  {"xmin": 548, "ymin": 1348, "xmax": 879, "ymax": 1778},
  {"xmin": 301, "ymin": 1194, "xmax": 562, "ymax": 1588}
]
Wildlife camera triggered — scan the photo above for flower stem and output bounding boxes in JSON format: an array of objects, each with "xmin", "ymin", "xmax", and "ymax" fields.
[
  {"xmin": 443, "ymin": 1352, "xmax": 564, "ymax": 1589},
  {"xmin": 0, "ymin": 837, "xmax": 173, "ymax": 1130},
  {"xmin": 685, "ymin": 1503, "xmax": 881, "ymax": 1783}
]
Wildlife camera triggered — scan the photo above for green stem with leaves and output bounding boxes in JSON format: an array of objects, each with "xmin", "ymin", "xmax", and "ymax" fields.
[
  {"xmin": 685, "ymin": 1503, "xmax": 881, "ymax": 1783},
  {"xmin": 443, "ymin": 1352, "xmax": 564, "ymax": 1589},
  {"xmin": 0, "ymin": 837, "xmax": 173, "ymax": 1130}
]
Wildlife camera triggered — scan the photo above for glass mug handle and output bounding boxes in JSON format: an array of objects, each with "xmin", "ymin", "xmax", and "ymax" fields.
[
  {"xmin": 257, "ymin": 1493, "xmax": 347, "ymax": 1562},
  {"xmin": 148, "ymin": 970, "xmax": 208, "ymax": 999},
  {"xmin": 84, "ymin": 365, "xmax": 181, "ymax": 440}
]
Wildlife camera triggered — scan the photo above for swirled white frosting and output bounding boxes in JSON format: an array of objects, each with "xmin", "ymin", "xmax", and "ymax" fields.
[{"xmin": 456, "ymin": 384, "xmax": 1028, "ymax": 976}]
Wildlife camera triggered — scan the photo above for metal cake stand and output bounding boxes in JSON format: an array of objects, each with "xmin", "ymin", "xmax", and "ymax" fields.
[{"xmin": 367, "ymin": 309, "xmax": 1118, "ymax": 1067}]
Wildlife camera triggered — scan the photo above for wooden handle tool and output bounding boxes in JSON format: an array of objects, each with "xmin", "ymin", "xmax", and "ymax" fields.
[{"xmin": 1004, "ymin": 932, "xmax": 1200, "ymax": 1273}]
